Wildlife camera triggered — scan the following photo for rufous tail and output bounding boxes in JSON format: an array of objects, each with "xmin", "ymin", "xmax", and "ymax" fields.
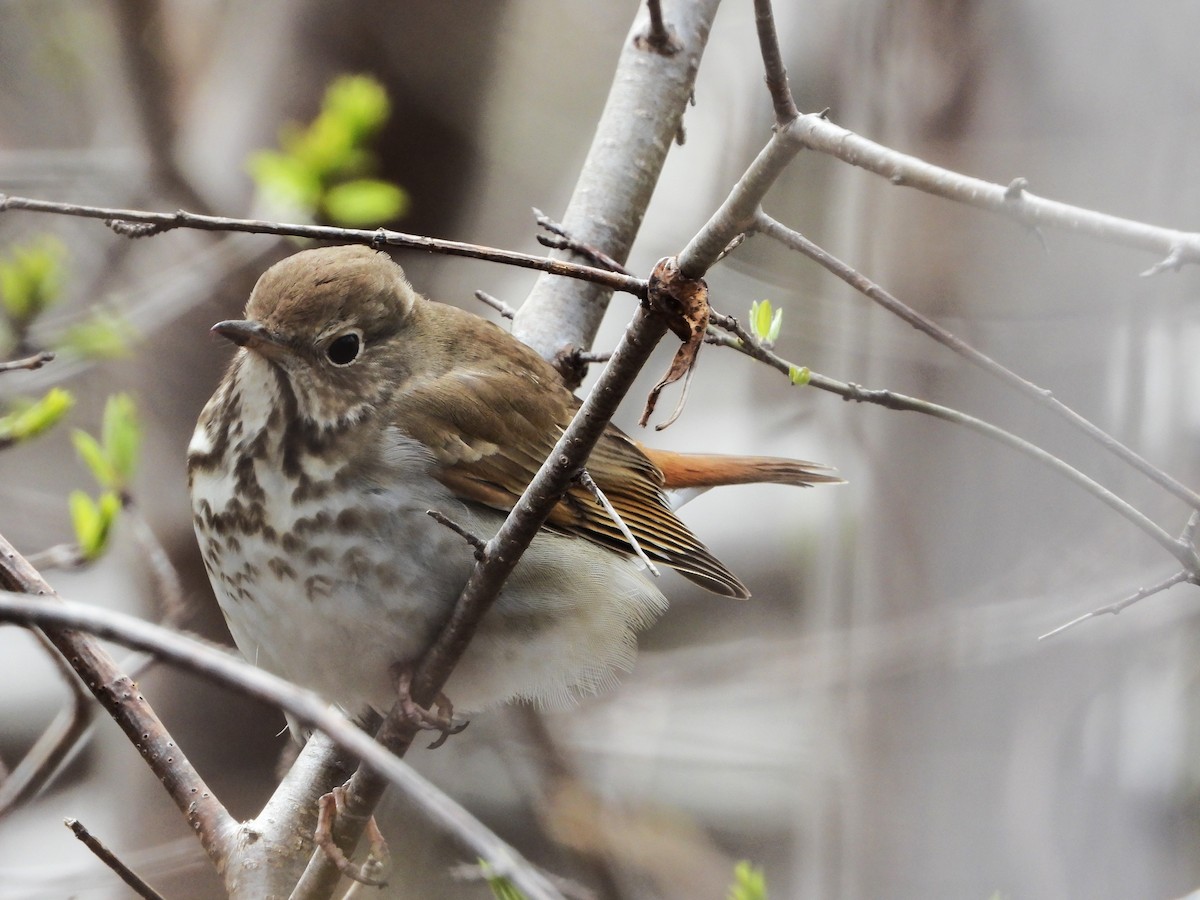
[{"xmin": 640, "ymin": 447, "xmax": 844, "ymax": 490}]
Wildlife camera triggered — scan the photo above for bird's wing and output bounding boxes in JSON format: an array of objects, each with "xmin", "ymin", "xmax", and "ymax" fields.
[{"xmin": 386, "ymin": 366, "xmax": 749, "ymax": 598}]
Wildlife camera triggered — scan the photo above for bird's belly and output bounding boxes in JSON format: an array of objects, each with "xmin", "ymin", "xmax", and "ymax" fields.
[
  {"xmin": 191, "ymin": 468, "xmax": 670, "ymax": 715},
  {"xmin": 191, "ymin": 465, "xmax": 470, "ymax": 714}
]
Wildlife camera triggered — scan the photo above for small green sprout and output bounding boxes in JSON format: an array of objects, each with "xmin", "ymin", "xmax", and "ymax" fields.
[
  {"xmin": 0, "ymin": 388, "xmax": 75, "ymax": 448},
  {"xmin": 69, "ymin": 489, "xmax": 121, "ymax": 560},
  {"xmin": 249, "ymin": 74, "xmax": 409, "ymax": 226},
  {"xmin": 727, "ymin": 860, "xmax": 767, "ymax": 900},
  {"xmin": 58, "ymin": 308, "xmax": 136, "ymax": 359},
  {"xmin": 749, "ymin": 298, "xmax": 783, "ymax": 346},
  {"xmin": 71, "ymin": 393, "xmax": 140, "ymax": 493},
  {"xmin": 0, "ymin": 236, "xmax": 66, "ymax": 329}
]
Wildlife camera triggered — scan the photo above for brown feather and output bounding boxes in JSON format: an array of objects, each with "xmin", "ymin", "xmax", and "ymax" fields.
[
  {"xmin": 641, "ymin": 447, "xmax": 844, "ymax": 489},
  {"xmin": 385, "ymin": 299, "xmax": 838, "ymax": 600}
]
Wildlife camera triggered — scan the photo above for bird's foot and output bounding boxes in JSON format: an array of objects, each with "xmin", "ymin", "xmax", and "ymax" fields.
[
  {"xmin": 392, "ymin": 665, "xmax": 470, "ymax": 749},
  {"xmin": 314, "ymin": 785, "xmax": 390, "ymax": 887}
]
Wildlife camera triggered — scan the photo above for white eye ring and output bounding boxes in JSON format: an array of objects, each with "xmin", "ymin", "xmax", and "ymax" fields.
[{"xmin": 325, "ymin": 329, "xmax": 363, "ymax": 366}]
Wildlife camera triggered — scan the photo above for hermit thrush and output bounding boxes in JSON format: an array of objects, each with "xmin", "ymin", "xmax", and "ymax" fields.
[{"xmin": 188, "ymin": 245, "xmax": 838, "ymax": 716}]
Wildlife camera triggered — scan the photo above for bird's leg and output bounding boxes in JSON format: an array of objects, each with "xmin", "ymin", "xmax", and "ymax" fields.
[
  {"xmin": 313, "ymin": 784, "xmax": 390, "ymax": 887},
  {"xmin": 391, "ymin": 664, "xmax": 470, "ymax": 749}
]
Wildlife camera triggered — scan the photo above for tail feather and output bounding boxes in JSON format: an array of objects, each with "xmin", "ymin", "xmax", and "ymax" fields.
[{"xmin": 640, "ymin": 447, "xmax": 844, "ymax": 490}]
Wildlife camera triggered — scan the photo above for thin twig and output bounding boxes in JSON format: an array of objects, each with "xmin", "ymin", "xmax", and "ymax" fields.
[
  {"xmin": 677, "ymin": 124, "xmax": 806, "ymax": 277},
  {"xmin": 65, "ymin": 817, "xmax": 166, "ymax": 900},
  {"xmin": 0, "ymin": 194, "xmax": 647, "ymax": 300},
  {"xmin": 0, "ymin": 350, "xmax": 55, "ymax": 372},
  {"xmin": 124, "ymin": 502, "xmax": 188, "ymax": 627},
  {"xmin": 639, "ymin": 0, "xmax": 680, "ymax": 54},
  {"xmin": 533, "ymin": 208, "xmax": 631, "ymax": 275},
  {"xmin": 1038, "ymin": 570, "xmax": 1192, "ymax": 640},
  {"xmin": 752, "ymin": 0, "xmax": 799, "ymax": 125},
  {"xmin": 24, "ymin": 544, "xmax": 87, "ymax": 570},
  {"xmin": 1183, "ymin": 510, "xmax": 1200, "ymax": 546},
  {"xmin": 751, "ymin": 211, "xmax": 1200, "ymax": 514},
  {"xmin": 577, "ymin": 469, "xmax": 660, "ymax": 577},
  {"xmin": 427, "ymin": 510, "xmax": 488, "ymax": 560},
  {"xmin": 574, "ymin": 350, "xmax": 612, "ymax": 365},
  {"xmin": 0, "ymin": 635, "xmax": 94, "ymax": 816},
  {"xmin": 706, "ymin": 319, "xmax": 1199, "ymax": 572},
  {"xmin": 0, "ymin": 536, "xmax": 237, "ymax": 866},
  {"xmin": 474, "ymin": 290, "xmax": 516, "ymax": 320}
]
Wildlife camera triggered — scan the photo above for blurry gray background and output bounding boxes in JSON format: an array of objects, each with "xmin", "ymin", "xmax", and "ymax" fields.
[{"xmin": 2, "ymin": 1, "xmax": 1199, "ymax": 898}]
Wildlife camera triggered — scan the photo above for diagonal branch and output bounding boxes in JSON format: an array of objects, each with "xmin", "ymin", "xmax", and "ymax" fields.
[
  {"xmin": 1039, "ymin": 570, "xmax": 1193, "ymax": 640},
  {"xmin": 513, "ymin": 0, "xmax": 722, "ymax": 380},
  {"xmin": 0, "ymin": 634, "xmax": 94, "ymax": 817},
  {"xmin": 65, "ymin": 817, "xmax": 166, "ymax": 900},
  {"xmin": 752, "ymin": 0, "xmax": 799, "ymax": 124},
  {"xmin": 413, "ymin": 300, "xmax": 671, "ymax": 742},
  {"xmin": 706, "ymin": 319, "xmax": 1200, "ymax": 572},
  {"xmin": 0, "ymin": 350, "xmax": 55, "ymax": 373},
  {"xmin": 0, "ymin": 592, "xmax": 567, "ymax": 900},
  {"xmin": 751, "ymin": 211, "xmax": 1200, "ymax": 513},
  {"xmin": 0, "ymin": 535, "xmax": 237, "ymax": 866}
]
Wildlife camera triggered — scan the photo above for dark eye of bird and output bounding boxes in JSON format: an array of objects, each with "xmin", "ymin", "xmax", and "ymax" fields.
[{"xmin": 326, "ymin": 332, "xmax": 361, "ymax": 366}]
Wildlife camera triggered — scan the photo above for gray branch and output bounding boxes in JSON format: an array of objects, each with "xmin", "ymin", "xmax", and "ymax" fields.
[{"xmin": 512, "ymin": 0, "xmax": 722, "ymax": 379}]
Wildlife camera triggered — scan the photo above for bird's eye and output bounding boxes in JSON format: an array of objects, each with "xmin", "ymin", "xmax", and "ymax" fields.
[{"xmin": 326, "ymin": 332, "xmax": 362, "ymax": 366}]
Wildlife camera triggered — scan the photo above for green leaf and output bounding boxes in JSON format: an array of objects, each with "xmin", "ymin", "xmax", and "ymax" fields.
[
  {"xmin": 57, "ymin": 309, "xmax": 136, "ymax": 360},
  {"xmin": 0, "ymin": 236, "xmax": 66, "ymax": 326},
  {"xmin": 102, "ymin": 393, "xmax": 140, "ymax": 487},
  {"xmin": 322, "ymin": 179, "xmax": 409, "ymax": 226},
  {"xmin": 324, "ymin": 74, "xmax": 391, "ymax": 140},
  {"xmin": 788, "ymin": 364, "xmax": 810, "ymax": 386},
  {"xmin": 248, "ymin": 150, "xmax": 324, "ymax": 215},
  {"xmin": 248, "ymin": 73, "xmax": 404, "ymax": 225},
  {"xmin": 749, "ymin": 299, "xmax": 783, "ymax": 345},
  {"xmin": 293, "ymin": 113, "xmax": 358, "ymax": 177},
  {"xmin": 727, "ymin": 861, "xmax": 767, "ymax": 900},
  {"xmin": 70, "ymin": 394, "xmax": 140, "ymax": 491},
  {"xmin": 71, "ymin": 429, "xmax": 117, "ymax": 489},
  {"xmin": 0, "ymin": 388, "xmax": 75, "ymax": 445},
  {"xmin": 70, "ymin": 490, "xmax": 120, "ymax": 560}
]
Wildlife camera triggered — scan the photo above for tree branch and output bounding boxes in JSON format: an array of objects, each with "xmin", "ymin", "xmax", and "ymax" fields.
[
  {"xmin": 752, "ymin": 0, "xmax": 799, "ymax": 125},
  {"xmin": 0, "ymin": 635, "xmax": 94, "ymax": 817},
  {"xmin": 412, "ymin": 299, "xmax": 671, "ymax": 748},
  {"xmin": 0, "ymin": 592, "xmax": 567, "ymax": 900},
  {"xmin": 0, "ymin": 350, "xmax": 55, "ymax": 372},
  {"xmin": 0, "ymin": 193, "xmax": 646, "ymax": 299},
  {"xmin": 751, "ymin": 211, "xmax": 1200, "ymax": 512},
  {"xmin": 782, "ymin": 112, "xmax": 1200, "ymax": 270},
  {"xmin": 1039, "ymin": 570, "xmax": 1193, "ymax": 640},
  {"xmin": 705, "ymin": 320, "xmax": 1200, "ymax": 572},
  {"xmin": 64, "ymin": 817, "xmax": 165, "ymax": 900},
  {"xmin": 0, "ymin": 537, "xmax": 237, "ymax": 867},
  {"xmin": 513, "ymin": 0, "xmax": 721, "ymax": 379}
]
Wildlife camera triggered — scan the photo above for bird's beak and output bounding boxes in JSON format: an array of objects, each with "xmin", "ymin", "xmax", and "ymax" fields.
[{"xmin": 211, "ymin": 320, "xmax": 287, "ymax": 356}]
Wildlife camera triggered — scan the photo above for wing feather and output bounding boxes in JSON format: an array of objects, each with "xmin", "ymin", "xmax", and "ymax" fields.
[{"xmin": 386, "ymin": 365, "xmax": 749, "ymax": 598}]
